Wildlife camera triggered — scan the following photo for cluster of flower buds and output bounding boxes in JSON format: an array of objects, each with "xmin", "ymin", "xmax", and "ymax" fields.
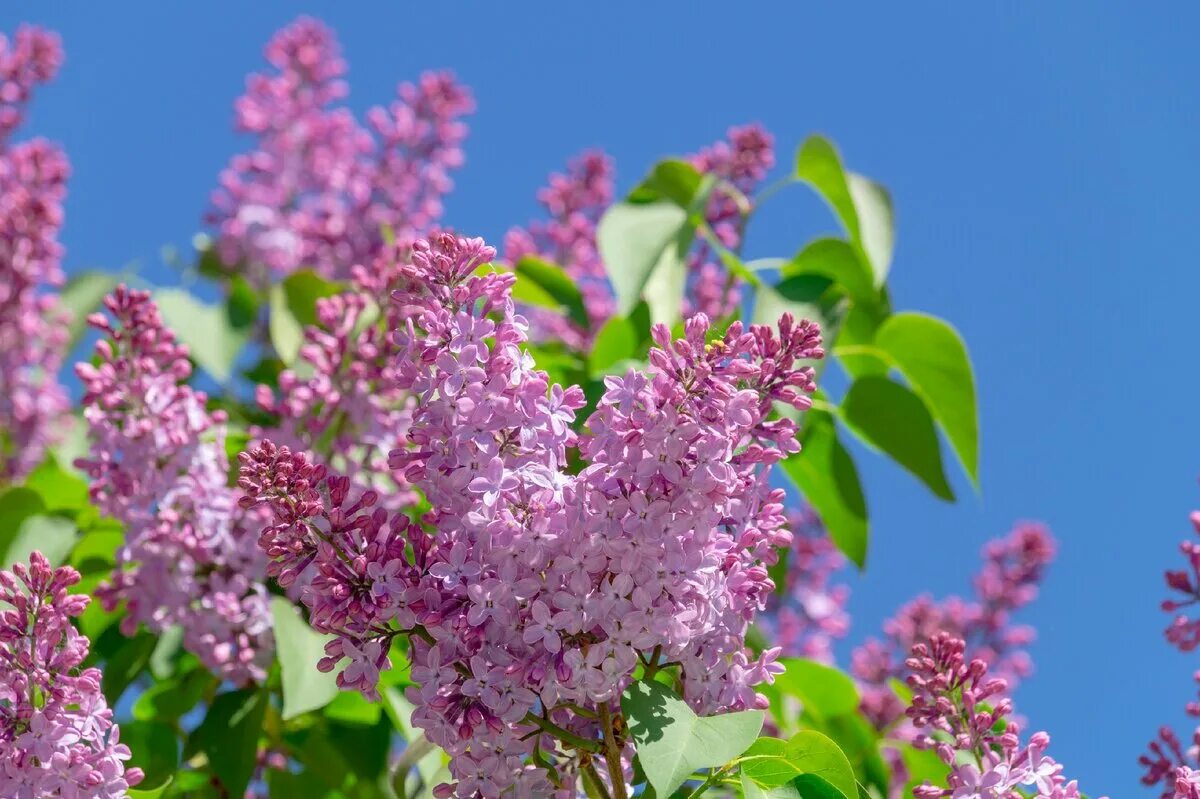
[
  {"xmin": 0, "ymin": 551, "xmax": 143, "ymax": 797},
  {"xmin": 852, "ymin": 523, "xmax": 1055, "ymax": 730},
  {"xmin": 241, "ymin": 231, "xmax": 823, "ymax": 797},
  {"xmin": 1142, "ymin": 508, "xmax": 1200, "ymax": 798},
  {"xmin": 207, "ymin": 16, "xmax": 473, "ymax": 281},
  {"xmin": 503, "ymin": 124, "xmax": 776, "ymax": 347},
  {"xmin": 905, "ymin": 632, "xmax": 1097, "ymax": 799},
  {"xmin": 0, "ymin": 25, "xmax": 70, "ymax": 481},
  {"xmin": 75, "ymin": 286, "xmax": 273, "ymax": 685}
]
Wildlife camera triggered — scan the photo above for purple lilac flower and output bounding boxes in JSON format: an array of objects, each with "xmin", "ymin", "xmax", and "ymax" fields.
[
  {"xmin": 761, "ymin": 508, "xmax": 851, "ymax": 664},
  {"xmin": 75, "ymin": 287, "xmax": 272, "ymax": 685},
  {"xmin": 0, "ymin": 551, "xmax": 144, "ymax": 797},
  {"xmin": 241, "ymin": 231, "xmax": 824, "ymax": 797},
  {"xmin": 852, "ymin": 523, "xmax": 1055, "ymax": 731},
  {"xmin": 0, "ymin": 25, "xmax": 69, "ymax": 481},
  {"xmin": 904, "ymin": 633, "xmax": 1101, "ymax": 799},
  {"xmin": 207, "ymin": 17, "xmax": 473, "ymax": 282}
]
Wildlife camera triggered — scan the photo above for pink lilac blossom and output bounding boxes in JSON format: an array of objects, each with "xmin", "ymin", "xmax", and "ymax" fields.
[
  {"xmin": 75, "ymin": 286, "xmax": 272, "ymax": 685},
  {"xmin": 0, "ymin": 551, "xmax": 143, "ymax": 797},
  {"xmin": 503, "ymin": 151, "xmax": 615, "ymax": 347},
  {"xmin": 904, "ymin": 633, "xmax": 1100, "ymax": 799},
  {"xmin": 0, "ymin": 25, "xmax": 70, "ymax": 481},
  {"xmin": 240, "ymin": 231, "xmax": 824, "ymax": 797},
  {"xmin": 852, "ymin": 523, "xmax": 1055, "ymax": 731},
  {"xmin": 761, "ymin": 508, "xmax": 850, "ymax": 664},
  {"xmin": 503, "ymin": 124, "xmax": 775, "ymax": 345},
  {"xmin": 1142, "ymin": 507, "xmax": 1200, "ymax": 798},
  {"xmin": 255, "ymin": 239, "xmax": 418, "ymax": 511},
  {"xmin": 686, "ymin": 123, "xmax": 775, "ymax": 319},
  {"xmin": 207, "ymin": 17, "xmax": 473, "ymax": 282}
]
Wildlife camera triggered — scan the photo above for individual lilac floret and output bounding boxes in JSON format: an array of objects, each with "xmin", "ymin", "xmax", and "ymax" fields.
[
  {"xmin": 75, "ymin": 287, "xmax": 272, "ymax": 685},
  {"xmin": 242, "ymin": 231, "xmax": 824, "ymax": 797},
  {"xmin": 0, "ymin": 25, "xmax": 70, "ymax": 481},
  {"xmin": 207, "ymin": 17, "xmax": 473, "ymax": 281},
  {"xmin": 852, "ymin": 523, "xmax": 1055, "ymax": 730},
  {"xmin": 904, "ymin": 633, "xmax": 1101, "ymax": 799},
  {"xmin": 0, "ymin": 552, "xmax": 144, "ymax": 797}
]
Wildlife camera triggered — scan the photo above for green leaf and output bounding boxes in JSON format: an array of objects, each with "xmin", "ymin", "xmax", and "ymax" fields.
[
  {"xmin": 772, "ymin": 659, "xmax": 860, "ymax": 722},
  {"xmin": 874, "ymin": 313, "xmax": 979, "ymax": 484},
  {"xmin": 631, "ymin": 159, "xmax": 706, "ymax": 207},
  {"xmin": 24, "ymin": 456, "xmax": 89, "ymax": 512},
  {"xmin": 515, "ymin": 256, "xmax": 589, "ymax": 329},
  {"xmin": 597, "ymin": 201, "xmax": 689, "ymax": 316},
  {"xmin": 189, "ymin": 688, "xmax": 268, "ymax": 796},
  {"xmin": 621, "ymin": 678, "xmax": 763, "ymax": 797},
  {"xmin": 155, "ymin": 288, "xmax": 248, "ymax": 383},
  {"xmin": 839, "ymin": 376, "xmax": 954, "ymax": 501},
  {"xmin": 782, "ymin": 239, "xmax": 874, "ymax": 305},
  {"xmin": 740, "ymin": 732, "xmax": 858, "ymax": 799},
  {"xmin": 741, "ymin": 772, "xmax": 801, "ymax": 799},
  {"xmin": 271, "ymin": 596, "xmax": 339, "ymax": 720},
  {"xmin": 60, "ymin": 271, "xmax": 121, "ymax": 351},
  {"xmin": 1, "ymin": 514, "xmax": 77, "ymax": 568},
  {"xmin": 781, "ymin": 412, "xmax": 867, "ymax": 568},
  {"xmin": 323, "ymin": 689, "xmax": 382, "ymax": 726},
  {"xmin": 642, "ymin": 225, "xmax": 692, "ymax": 328},
  {"xmin": 134, "ymin": 664, "xmax": 213, "ymax": 721},
  {"xmin": 101, "ymin": 631, "xmax": 156, "ymax": 703},
  {"xmin": 226, "ymin": 275, "xmax": 261, "ymax": 330},
  {"xmin": 269, "ymin": 270, "xmax": 341, "ymax": 365},
  {"xmin": 794, "ymin": 136, "xmax": 894, "ymax": 286},
  {"xmin": 588, "ymin": 315, "xmax": 638, "ymax": 375},
  {"xmin": 122, "ymin": 720, "xmax": 179, "ymax": 789},
  {"xmin": 0, "ymin": 488, "xmax": 45, "ymax": 567}
]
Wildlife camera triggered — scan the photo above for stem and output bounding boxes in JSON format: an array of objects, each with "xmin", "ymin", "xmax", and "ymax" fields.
[
  {"xmin": 642, "ymin": 645, "xmax": 663, "ymax": 680},
  {"xmin": 523, "ymin": 712, "xmax": 602, "ymax": 754},
  {"xmin": 598, "ymin": 704, "xmax": 629, "ymax": 799},
  {"xmin": 686, "ymin": 765, "xmax": 729, "ymax": 799}
]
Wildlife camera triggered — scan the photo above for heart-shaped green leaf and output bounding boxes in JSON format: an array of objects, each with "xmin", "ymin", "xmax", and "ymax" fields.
[
  {"xmin": 621, "ymin": 679, "xmax": 763, "ymax": 797},
  {"xmin": 271, "ymin": 596, "xmax": 339, "ymax": 720}
]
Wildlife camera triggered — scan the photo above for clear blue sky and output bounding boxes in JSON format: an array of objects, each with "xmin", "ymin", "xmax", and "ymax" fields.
[{"xmin": 5, "ymin": 3, "xmax": 1196, "ymax": 795}]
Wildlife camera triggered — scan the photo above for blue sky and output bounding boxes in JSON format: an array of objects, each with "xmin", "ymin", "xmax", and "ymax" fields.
[{"xmin": 4, "ymin": 3, "xmax": 1197, "ymax": 794}]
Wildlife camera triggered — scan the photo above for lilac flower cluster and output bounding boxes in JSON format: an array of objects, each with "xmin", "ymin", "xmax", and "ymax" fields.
[
  {"xmin": 1142, "ymin": 509, "xmax": 1200, "ymax": 797},
  {"xmin": 852, "ymin": 523, "xmax": 1055, "ymax": 730},
  {"xmin": 0, "ymin": 551, "xmax": 143, "ymax": 797},
  {"xmin": 75, "ymin": 286, "xmax": 272, "ymax": 685},
  {"xmin": 904, "ymin": 633, "xmax": 1098, "ymax": 799},
  {"xmin": 255, "ymin": 241, "xmax": 418, "ymax": 512},
  {"xmin": 240, "ymin": 232, "xmax": 823, "ymax": 797},
  {"xmin": 208, "ymin": 16, "xmax": 473, "ymax": 281},
  {"xmin": 503, "ymin": 124, "xmax": 776, "ymax": 344},
  {"xmin": 0, "ymin": 25, "xmax": 70, "ymax": 481},
  {"xmin": 686, "ymin": 123, "xmax": 775, "ymax": 319},
  {"xmin": 503, "ymin": 151, "xmax": 615, "ymax": 347},
  {"xmin": 762, "ymin": 508, "xmax": 851, "ymax": 664}
]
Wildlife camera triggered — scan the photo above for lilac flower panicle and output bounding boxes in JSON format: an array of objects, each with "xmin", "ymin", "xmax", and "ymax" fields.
[
  {"xmin": 0, "ymin": 552, "xmax": 143, "ymax": 797},
  {"xmin": 208, "ymin": 17, "xmax": 473, "ymax": 281},
  {"xmin": 852, "ymin": 523, "xmax": 1055, "ymax": 730},
  {"xmin": 0, "ymin": 25, "xmax": 70, "ymax": 481},
  {"xmin": 75, "ymin": 286, "xmax": 272, "ymax": 685},
  {"xmin": 904, "ymin": 633, "xmax": 1101, "ymax": 799},
  {"xmin": 242, "ymin": 231, "xmax": 824, "ymax": 797},
  {"xmin": 1144, "ymin": 506, "xmax": 1200, "ymax": 798}
]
